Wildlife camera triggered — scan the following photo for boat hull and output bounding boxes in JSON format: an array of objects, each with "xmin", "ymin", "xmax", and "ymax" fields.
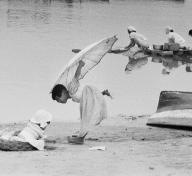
[{"xmin": 147, "ymin": 91, "xmax": 192, "ymax": 129}]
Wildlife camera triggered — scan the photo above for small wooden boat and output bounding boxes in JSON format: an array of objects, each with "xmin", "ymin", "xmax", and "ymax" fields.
[
  {"xmin": 147, "ymin": 91, "xmax": 192, "ymax": 130},
  {"xmin": 72, "ymin": 43, "xmax": 192, "ymax": 63}
]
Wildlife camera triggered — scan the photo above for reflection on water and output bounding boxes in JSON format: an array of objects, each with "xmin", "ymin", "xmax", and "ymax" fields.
[
  {"xmin": 123, "ymin": 49, "xmax": 192, "ymax": 75},
  {"xmin": 6, "ymin": 0, "xmax": 110, "ymax": 29},
  {"xmin": 125, "ymin": 57, "xmax": 148, "ymax": 73},
  {"xmin": 0, "ymin": 0, "xmax": 191, "ymax": 123},
  {"xmin": 7, "ymin": 9, "xmax": 51, "ymax": 27}
]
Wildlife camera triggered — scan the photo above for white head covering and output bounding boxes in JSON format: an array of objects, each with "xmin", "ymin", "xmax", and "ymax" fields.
[
  {"xmin": 30, "ymin": 109, "xmax": 53, "ymax": 129},
  {"xmin": 165, "ymin": 26, "xmax": 173, "ymax": 33},
  {"xmin": 127, "ymin": 26, "xmax": 136, "ymax": 33}
]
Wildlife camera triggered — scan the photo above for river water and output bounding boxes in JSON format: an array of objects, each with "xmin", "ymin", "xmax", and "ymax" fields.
[{"xmin": 0, "ymin": 0, "xmax": 191, "ymax": 122}]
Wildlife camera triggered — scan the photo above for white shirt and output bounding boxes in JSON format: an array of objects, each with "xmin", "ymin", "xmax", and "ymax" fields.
[
  {"xmin": 167, "ymin": 32, "xmax": 185, "ymax": 45},
  {"xmin": 129, "ymin": 32, "xmax": 149, "ymax": 48},
  {"xmin": 67, "ymin": 78, "xmax": 84, "ymax": 103}
]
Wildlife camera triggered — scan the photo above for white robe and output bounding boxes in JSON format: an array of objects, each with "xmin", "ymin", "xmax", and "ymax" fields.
[
  {"xmin": 79, "ymin": 85, "xmax": 107, "ymax": 137},
  {"xmin": 125, "ymin": 32, "xmax": 149, "ymax": 59},
  {"xmin": 167, "ymin": 32, "xmax": 185, "ymax": 46},
  {"xmin": 67, "ymin": 78, "xmax": 107, "ymax": 137}
]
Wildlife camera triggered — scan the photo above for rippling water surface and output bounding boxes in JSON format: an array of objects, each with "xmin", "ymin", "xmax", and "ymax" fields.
[{"xmin": 0, "ymin": 0, "xmax": 191, "ymax": 122}]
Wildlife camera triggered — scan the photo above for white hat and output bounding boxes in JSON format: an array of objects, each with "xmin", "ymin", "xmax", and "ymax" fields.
[
  {"xmin": 127, "ymin": 26, "xmax": 136, "ymax": 33},
  {"xmin": 30, "ymin": 109, "xmax": 53, "ymax": 129},
  {"xmin": 165, "ymin": 26, "xmax": 173, "ymax": 33}
]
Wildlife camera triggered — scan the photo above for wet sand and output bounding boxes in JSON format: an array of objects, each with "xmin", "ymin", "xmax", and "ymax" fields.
[{"xmin": 0, "ymin": 115, "xmax": 192, "ymax": 176}]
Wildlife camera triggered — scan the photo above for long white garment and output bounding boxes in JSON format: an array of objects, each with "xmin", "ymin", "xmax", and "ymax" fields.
[
  {"xmin": 52, "ymin": 37, "xmax": 116, "ymax": 137},
  {"xmin": 53, "ymin": 36, "xmax": 117, "ymax": 90},
  {"xmin": 66, "ymin": 78, "xmax": 107, "ymax": 136},
  {"xmin": 167, "ymin": 32, "xmax": 185, "ymax": 45},
  {"xmin": 130, "ymin": 32, "xmax": 149, "ymax": 49},
  {"xmin": 79, "ymin": 85, "xmax": 107, "ymax": 137},
  {"xmin": 125, "ymin": 32, "xmax": 149, "ymax": 59}
]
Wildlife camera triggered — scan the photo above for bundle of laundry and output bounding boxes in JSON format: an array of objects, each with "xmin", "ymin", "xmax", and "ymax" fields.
[{"xmin": 0, "ymin": 109, "xmax": 52, "ymax": 151}]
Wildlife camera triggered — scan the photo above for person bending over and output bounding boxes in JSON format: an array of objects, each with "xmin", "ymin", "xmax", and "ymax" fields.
[{"xmin": 51, "ymin": 60, "xmax": 111, "ymax": 144}]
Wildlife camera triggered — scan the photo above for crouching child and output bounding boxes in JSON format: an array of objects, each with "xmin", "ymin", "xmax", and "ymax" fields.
[{"xmin": 0, "ymin": 109, "xmax": 52, "ymax": 151}]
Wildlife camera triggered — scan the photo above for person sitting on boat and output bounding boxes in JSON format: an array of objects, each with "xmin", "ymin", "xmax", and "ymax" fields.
[
  {"xmin": 189, "ymin": 29, "xmax": 192, "ymax": 37},
  {"xmin": 0, "ymin": 109, "xmax": 52, "ymax": 151},
  {"xmin": 165, "ymin": 26, "xmax": 185, "ymax": 46},
  {"xmin": 51, "ymin": 60, "xmax": 112, "ymax": 145},
  {"xmin": 123, "ymin": 26, "xmax": 150, "ymax": 73}
]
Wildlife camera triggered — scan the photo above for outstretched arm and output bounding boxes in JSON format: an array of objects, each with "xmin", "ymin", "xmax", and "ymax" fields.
[
  {"xmin": 124, "ymin": 38, "xmax": 135, "ymax": 50},
  {"xmin": 74, "ymin": 60, "xmax": 85, "ymax": 80}
]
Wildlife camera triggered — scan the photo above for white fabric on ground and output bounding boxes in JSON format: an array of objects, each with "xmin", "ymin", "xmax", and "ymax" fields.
[
  {"xmin": 18, "ymin": 122, "xmax": 45, "ymax": 150},
  {"xmin": 0, "ymin": 109, "xmax": 52, "ymax": 150}
]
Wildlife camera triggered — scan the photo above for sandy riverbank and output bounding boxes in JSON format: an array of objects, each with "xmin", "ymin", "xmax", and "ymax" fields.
[{"xmin": 0, "ymin": 115, "xmax": 192, "ymax": 176}]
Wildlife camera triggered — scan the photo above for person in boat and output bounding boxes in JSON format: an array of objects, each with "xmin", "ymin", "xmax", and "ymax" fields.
[
  {"xmin": 189, "ymin": 29, "xmax": 192, "ymax": 37},
  {"xmin": 51, "ymin": 60, "xmax": 112, "ymax": 144},
  {"xmin": 165, "ymin": 26, "xmax": 185, "ymax": 47},
  {"xmin": 123, "ymin": 26, "xmax": 150, "ymax": 73},
  {"xmin": 0, "ymin": 109, "xmax": 52, "ymax": 150}
]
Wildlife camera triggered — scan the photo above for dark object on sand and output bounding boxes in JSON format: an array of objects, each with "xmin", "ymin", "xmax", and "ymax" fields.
[
  {"xmin": 186, "ymin": 66, "xmax": 192, "ymax": 72},
  {"xmin": 67, "ymin": 135, "xmax": 85, "ymax": 145},
  {"xmin": 0, "ymin": 139, "xmax": 37, "ymax": 151},
  {"xmin": 147, "ymin": 91, "xmax": 192, "ymax": 130}
]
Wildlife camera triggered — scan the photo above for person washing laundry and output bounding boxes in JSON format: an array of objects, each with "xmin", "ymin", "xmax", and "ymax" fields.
[
  {"xmin": 51, "ymin": 36, "xmax": 117, "ymax": 144},
  {"xmin": 165, "ymin": 26, "xmax": 185, "ymax": 47},
  {"xmin": 124, "ymin": 26, "xmax": 150, "ymax": 73}
]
